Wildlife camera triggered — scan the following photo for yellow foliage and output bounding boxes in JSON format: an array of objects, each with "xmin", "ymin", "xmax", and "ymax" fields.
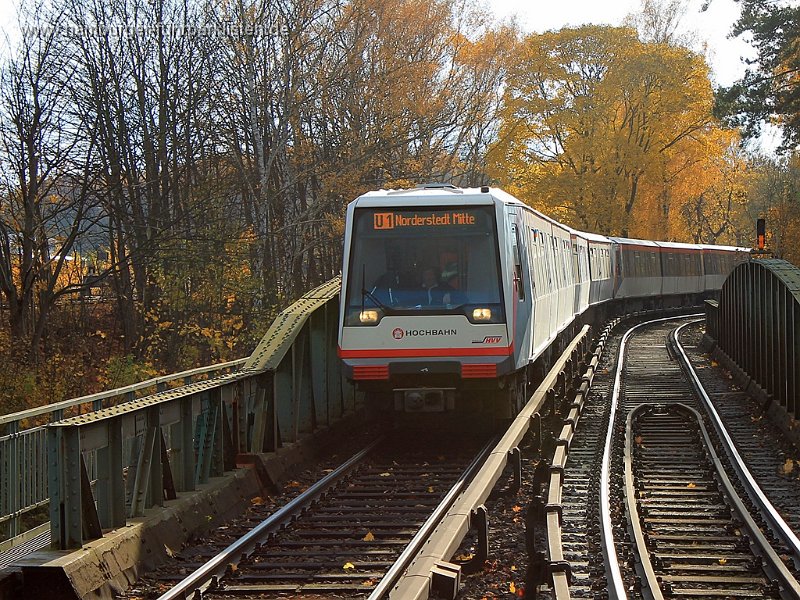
[{"xmin": 489, "ymin": 25, "xmax": 739, "ymax": 242}]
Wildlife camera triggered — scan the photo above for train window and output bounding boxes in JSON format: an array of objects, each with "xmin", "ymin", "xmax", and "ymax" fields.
[
  {"xmin": 531, "ymin": 229, "xmax": 542, "ymax": 296},
  {"xmin": 513, "ymin": 226, "xmax": 525, "ymax": 301},
  {"xmin": 344, "ymin": 206, "xmax": 505, "ymax": 322}
]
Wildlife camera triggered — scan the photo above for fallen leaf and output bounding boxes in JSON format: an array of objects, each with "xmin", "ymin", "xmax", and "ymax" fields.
[
  {"xmin": 512, "ymin": 505, "xmax": 522, "ymax": 513},
  {"xmin": 363, "ymin": 531, "xmax": 375, "ymax": 541},
  {"xmin": 455, "ymin": 552, "xmax": 474, "ymax": 561},
  {"xmin": 343, "ymin": 562, "xmax": 355, "ymax": 571},
  {"xmin": 228, "ymin": 563, "xmax": 238, "ymax": 574},
  {"xmin": 509, "ymin": 582, "xmax": 516, "ymax": 594},
  {"xmin": 250, "ymin": 496, "xmax": 264, "ymax": 505},
  {"xmin": 164, "ymin": 545, "xmax": 175, "ymax": 558},
  {"xmin": 635, "ymin": 435, "xmax": 644, "ymax": 445},
  {"xmin": 686, "ymin": 482, "xmax": 696, "ymax": 488},
  {"xmin": 428, "ymin": 486, "xmax": 435, "ymax": 493},
  {"xmin": 718, "ymin": 558, "xmax": 727, "ymax": 565},
  {"xmin": 380, "ymin": 472, "xmax": 392, "ymax": 477},
  {"xmin": 710, "ymin": 360, "xmax": 718, "ymax": 367},
  {"xmin": 782, "ymin": 459, "xmax": 795, "ymax": 475},
  {"xmin": 511, "ymin": 565, "xmax": 517, "ymax": 571},
  {"xmin": 363, "ymin": 579, "xmax": 375, "ymax": 586},
  {"xmin": 286, "ymin": 480, "xmax": 302, "ymax": 488}
]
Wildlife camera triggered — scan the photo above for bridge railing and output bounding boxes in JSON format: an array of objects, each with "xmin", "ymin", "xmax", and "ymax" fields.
[
  {"xmin": 4, "ymin": 276, "xmax": 357, "ymax": 549},
  {"xmin": 0, "ymin": 358, "xmax": 246, "ymax": 541},
  {"xmin": 716, "ymin": 259, "xmax": 799, "ymax": 421}
]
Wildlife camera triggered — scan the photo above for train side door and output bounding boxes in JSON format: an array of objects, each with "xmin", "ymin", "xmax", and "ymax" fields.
[{"xmin": 509, "ymin": 213, "xmax": 532, "ymax": 366}]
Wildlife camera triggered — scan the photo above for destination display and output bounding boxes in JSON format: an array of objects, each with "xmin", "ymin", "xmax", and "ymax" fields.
[{"xmin": 370, "ymin": 209, "xmax": 484, "ymax": 231}]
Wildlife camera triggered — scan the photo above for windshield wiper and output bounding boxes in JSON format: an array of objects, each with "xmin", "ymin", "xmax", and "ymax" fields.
[
  {"xmin": 360, "ymin": 263, "xmax": 391, "ymax": 311},
  {"xmin": 362, "ymin": 286, "xmax": 391, "ymax": 310}
]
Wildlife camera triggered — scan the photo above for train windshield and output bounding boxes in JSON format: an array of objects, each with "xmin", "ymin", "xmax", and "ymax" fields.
[{"xmin": 345, "ymin": 206, "xmax": 504, "ymax": 322}]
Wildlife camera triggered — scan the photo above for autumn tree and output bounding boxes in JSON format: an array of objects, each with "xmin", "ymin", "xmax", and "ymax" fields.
[
  {"xmin": 0, "ymin": 4, "xmax": 102, "ymax": 356},
  {"xmin": 2, "ymin": 0, "xmax": 515, "ymax": 373},
  {"xmin": 740, "ymin": 154, "xmax": 800, "ymax": 263},
  {"xmin": 63, "ymin": 0, "xmax": 241, "ymax": 360},
  {"xmin": 624, "ymin": 0, "xmax": 689, "ymax": 45},
  {"xmin": 714, "ymin": 0, "xmax": 800, "ymax": 150},
  {"xmin": 488, "ymin": 25, "xmax": 737, "ymax": 241}
]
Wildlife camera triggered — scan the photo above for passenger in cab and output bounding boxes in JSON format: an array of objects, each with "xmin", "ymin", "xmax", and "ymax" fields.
[
  {"xmin": 438, "ymin": 264, "xmax": 463, "ymax": 306},
  {"xmin": 420, "ymin": 267, "xmax": 444, "ymax": 305},
  {"xmin": 370, "ymin": 269, "xmax": 400, "ymax": 305}
]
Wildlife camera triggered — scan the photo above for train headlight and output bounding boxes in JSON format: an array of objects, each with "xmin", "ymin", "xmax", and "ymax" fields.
[
  {"xmin": 359, "ymin": 309, "xmax": 380, "ymax": 324},
  {"xmin": 472, "ymin": 307, "xmax": 492, "ymax": 321}
]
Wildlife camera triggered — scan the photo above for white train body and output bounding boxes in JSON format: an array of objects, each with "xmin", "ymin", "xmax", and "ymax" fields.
[{"xmin": 337, "ymin": 186, "xmax": 748, "ymax": 414}]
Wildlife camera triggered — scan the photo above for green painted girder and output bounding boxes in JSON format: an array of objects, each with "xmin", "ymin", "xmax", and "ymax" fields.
[{"xmin": 244, "ymin": 277, "xmax": 341, "ymax": 372}]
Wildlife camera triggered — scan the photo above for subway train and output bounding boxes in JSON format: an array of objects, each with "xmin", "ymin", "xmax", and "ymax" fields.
[{"xmin": 337, "ymin": 184, "xmax": 749, "ymax": 417}]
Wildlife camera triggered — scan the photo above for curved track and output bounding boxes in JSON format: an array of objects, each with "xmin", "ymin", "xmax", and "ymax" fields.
[
  {"xmin": 599, "ymin": 317, "xmax": 800, "ymax": 599},
  {"xmin": 625, "ymin": 403, "xmax": 795, "ymax": 598}
]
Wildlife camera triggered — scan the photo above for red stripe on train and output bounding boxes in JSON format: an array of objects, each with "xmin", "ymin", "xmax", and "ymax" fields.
[{"xmin": 338, "ymin": 345, "xmax": 513, "ymax": 358}]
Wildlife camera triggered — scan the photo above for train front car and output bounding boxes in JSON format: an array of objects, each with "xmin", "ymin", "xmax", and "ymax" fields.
[{"xmin": 337, "ymin": 185, "xmax": 515, "ymax": 418}]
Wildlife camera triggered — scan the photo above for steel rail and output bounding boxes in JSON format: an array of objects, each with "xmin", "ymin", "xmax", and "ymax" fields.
[
  {"xmin": 672, "ymin": 321, "xmax": 800, "ymax": 567},
  {"xmin": 676, "ymin": 403, "xmax": 800, "ymax": 597},
  {"xmin": 623, "ymin": 406, "xmax": 666, "ymax": 600},
  {"xmin": 600, "ymin": 314, "xmax": 703, "ymax": 600},
  {"xmin": 386, "ymin": 324, "xmax": 592, "ymax": 599},
  {"xmin": 366, "ymin": 434, "xmax": 499, "ymax": 600},
  {"xmin": 548, "ymin": 317, "xmax": 619, "ymax": 600},
  {"xmin": 157, "ymin": 438, "xmax": 381, "ymax": 600}
]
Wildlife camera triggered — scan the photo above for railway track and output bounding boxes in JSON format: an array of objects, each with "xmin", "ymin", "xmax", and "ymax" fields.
[
  {"xmin": 599, "ymin": 317, "xmax": 800, "ymax": 599},
  {"xmin": 679, "ymin": 322, "xmax": 800, "ymax": 538},
  {"xmin": 534, "ymin": 315, "xmax": 800, "ymax": 599},
  {"xmin": 625, "ymin": 403, "xmax": 793, "ymax": 598},
  {"xmin": 156, "ymin": 432, "xmax": 493, "ymax": 599},
  {"xmin": 146, "ymin": 326, "xmax": 596, "ymax": 600},
  {"xmin": 541, "ymin": 331, "xmax": 619, "ymax": 598}
]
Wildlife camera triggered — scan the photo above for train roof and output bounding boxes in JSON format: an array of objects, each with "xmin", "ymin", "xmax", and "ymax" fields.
[
  {"xmin": 609, "ymin": 236, "xmax": 660, "ymax": 248},
  {"xmin": 656, "ymin": 240, "xmax": 706, "ymax": 250},
  {"xmin": 699, "ymin": 244, "xmax": 751, "ymax": 252},
  {"xmin": 578, "ymin": 230, "xmax": 613, "ymax": 244},
  {"xmin": 353, "ymin": 185, "xmax": 516, "ymax": 208}
]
